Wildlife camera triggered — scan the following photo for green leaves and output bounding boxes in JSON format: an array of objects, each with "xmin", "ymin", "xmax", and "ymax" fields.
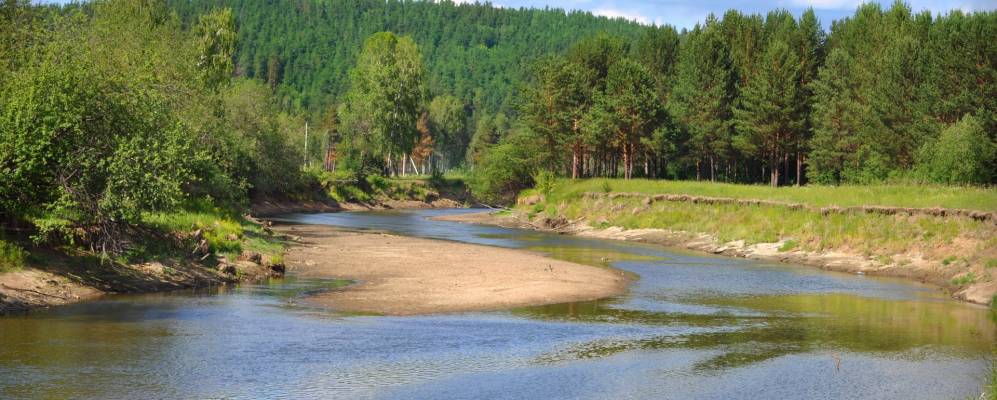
[
  {"xmin": 339, "ymin": 32, "xmax": 425, "ymax": 176},
  {"xmin": 195, "ymin": 8, "xmax": 237, "ymax": 91},
  {"xmin": 915, "ymin": 115, "xmax": 996, "ymax": 185}
]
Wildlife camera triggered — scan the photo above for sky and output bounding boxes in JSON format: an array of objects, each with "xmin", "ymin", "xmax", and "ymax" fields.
[
  {"xmin": 37, "ymin": 0, "xmax": 997, "ymax": 30},
  {"xmin": 467, "ymin": 0, "xmax": 997, "ymax": 29}
]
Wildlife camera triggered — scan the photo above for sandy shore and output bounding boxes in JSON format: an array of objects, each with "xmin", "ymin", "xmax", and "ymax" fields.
[{"xmin": 277, "ymin": 223, "xmax": 630, "ymax": 315}]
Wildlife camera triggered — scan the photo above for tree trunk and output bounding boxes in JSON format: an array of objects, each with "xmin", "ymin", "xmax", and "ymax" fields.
[
  {"xmin": 796, "ymin": 152, "xmax": 803, "ymax": 186},
  {"xmin": 709, "ymin": 155, "xmax": 716, "ymax": 182},
  {"xmin": 770, "ymin": 155, "xmax": 779, "ymax": 187},
  {"xmin": 571, "ymin": 142, "xmax": 580, "ymax": 179}
]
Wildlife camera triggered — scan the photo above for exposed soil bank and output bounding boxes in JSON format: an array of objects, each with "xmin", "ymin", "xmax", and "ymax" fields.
[
  {"xmin": 435, "ymin": 211, "xmax": 997, "ymax": 306},
  {"xmin": 277, "ymin": 223, "xmax": 630, "ymax": 315},
  {"xmin": 0, "ymin": 254, "xmax": 276, "ymax": 315}
]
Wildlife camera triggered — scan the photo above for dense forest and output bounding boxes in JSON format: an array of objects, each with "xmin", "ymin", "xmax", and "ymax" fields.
[
  {"xmin": 475, "ymin": 3, "xmax": 997, "ymax": 199},
  {"xmin": 167, "ymin": 0, "xmax": 997, "ymax": 199},
  {"xmin": 167, "ymin": 0, "xmax": 648, "ymax": 117},
  {"xmin": 1, "ymin": 0, "xmax": 996, "ymax": 255}
]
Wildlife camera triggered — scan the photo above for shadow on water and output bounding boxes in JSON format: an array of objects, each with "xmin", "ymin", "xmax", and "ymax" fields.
[{"xmin": 517, "ymin": 291, "xmax": 996, "ymax": 372}]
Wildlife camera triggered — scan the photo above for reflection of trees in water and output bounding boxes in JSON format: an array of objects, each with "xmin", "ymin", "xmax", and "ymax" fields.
[{"xmin": 518, "ymin": 294, "xmax": 997, "ymax": 371}]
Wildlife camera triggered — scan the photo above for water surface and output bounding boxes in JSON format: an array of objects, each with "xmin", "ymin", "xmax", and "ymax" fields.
[{"xmin": 1, "ymin": 209, "xmax": 993, "ymax": 399}]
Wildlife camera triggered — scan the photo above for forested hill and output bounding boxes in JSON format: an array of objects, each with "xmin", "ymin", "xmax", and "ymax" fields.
[{"xmin": 166, "ymin": 0, "xmax": 648, "ymax": 115}]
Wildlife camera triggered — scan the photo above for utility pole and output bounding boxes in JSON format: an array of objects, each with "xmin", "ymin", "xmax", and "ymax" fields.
[{"xmin": 303, "ymin": 121, "xmax": 309, "ymax": 169}]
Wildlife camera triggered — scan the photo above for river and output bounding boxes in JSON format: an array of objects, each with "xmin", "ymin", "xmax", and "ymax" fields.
[{"xmin": 1, "ymin": 209, "xmax": 994, "ymax": 399}]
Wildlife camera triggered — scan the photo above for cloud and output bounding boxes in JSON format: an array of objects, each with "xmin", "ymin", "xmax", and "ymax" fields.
[
  {"xmin": 787, "ymin": 0, "xmax": 866, "ymax": 10},
  {"xmin": 592, "ymin": 7, "xmax": 653, "ymax": 24}
]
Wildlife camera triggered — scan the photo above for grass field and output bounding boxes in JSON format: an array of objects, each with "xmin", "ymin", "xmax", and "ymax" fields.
[
  {"xmin": 519, "ymin": 179, "xmax": 997, "ymax": 293},
  {"xmin": 544, "ymin": 179, "xmax": 997, "ymax": 212}
]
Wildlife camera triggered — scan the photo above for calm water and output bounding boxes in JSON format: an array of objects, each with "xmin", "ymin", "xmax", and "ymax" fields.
[{"xmin": 1, "ymin": 209, "xmax": 994, "ymax": 399}]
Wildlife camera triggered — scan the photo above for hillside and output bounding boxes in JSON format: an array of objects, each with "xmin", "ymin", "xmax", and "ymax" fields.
[{"xmin": 167, "ymin": 0, "xmax": 648, "ymax": 116}]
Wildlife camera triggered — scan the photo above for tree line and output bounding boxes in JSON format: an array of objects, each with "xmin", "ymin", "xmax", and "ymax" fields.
[{"xmin": 468, "ymin": 3, "xmax": 995, "ymax": 200}]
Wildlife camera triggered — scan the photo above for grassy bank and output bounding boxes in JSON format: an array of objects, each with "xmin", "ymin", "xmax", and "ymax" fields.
[
  {"xmin": 518, "ymin": 179, "xmax": 997, "ymax": 304},
  {"xmin": 0, "ymin": 204, "xmax": 289, "ymax": 314},
  {"xmin": 543, "ymin": 179, "xmax": 997, "ymax": 212},
  {"xmin": 310, "ymin": 170, "xmax": 472, "ymax": 207}
]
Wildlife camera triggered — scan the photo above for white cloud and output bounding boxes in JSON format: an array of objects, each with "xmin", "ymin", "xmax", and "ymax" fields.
[
  {"xmin": 592, "ymin": 7, "xmax": 653, "ymax": 24},
  {"xmin": 787, "ymin": 0, "xmax": 866, "ymax": 10}
]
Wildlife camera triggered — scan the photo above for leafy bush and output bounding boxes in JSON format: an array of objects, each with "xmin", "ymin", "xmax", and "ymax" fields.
[
  {"xmin": 915, "ymin": 115, "xmax": 996, "ymax": 185},
  {"xmin": 468, "ymin": 129, "xmax": 545, "ymax": 204},
  {"xmin": 950, "ymin": 272, "xmax": 976, "ymax": 286},
  {"xmin": 533, "ymin": 170, "xmax": 557, "ymax": 197},
  {"xmin": 0, "ymin": 240, "xmax": 28, "ymax": 273}
]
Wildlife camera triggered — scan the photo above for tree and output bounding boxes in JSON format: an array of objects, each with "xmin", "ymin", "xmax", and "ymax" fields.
[
  {"xmin": 427, "ymin": 95, "xmax": 467, "ymax": 170},
  {"xmin": 584, "ymin": 59, "xmax": 662, "ymax": 179},
  {"xmin": 807, "ymin": 48, "xmax": 872, "ymax": 184},
  {"xmin": 194, "ymin": 8, "xmax": 236, "ymax": 90},
  {"xmin": 671, "ymin": 17, "xmax": 735, "ymax": 181},
  {"xmin": 519, "ymin": 56, "xmax": 591, "ymax": 175},
  {"xmin": 733, "ymin": 40, "xmax": 803, "ymax": 187},
  {"xmin": 338, "ymin": 32, "xmax": 425, "ymax": 176}
]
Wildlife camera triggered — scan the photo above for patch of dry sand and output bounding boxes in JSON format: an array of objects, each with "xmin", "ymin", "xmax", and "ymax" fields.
[{"xmin": 279, "ymin": 224, "xmax": 630, "ymax": 315}]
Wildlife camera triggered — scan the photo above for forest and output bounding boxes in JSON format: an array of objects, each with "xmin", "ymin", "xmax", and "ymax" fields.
[
  {"xmin": 168, "ymin": 0, "xmax": 997, "ymax": 201},
  {"xmin": 1, "ymin": 0, "xmax": 995, "ymax": 255}
]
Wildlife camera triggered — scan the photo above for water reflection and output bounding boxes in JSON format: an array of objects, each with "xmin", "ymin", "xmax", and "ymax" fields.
[
  {"xmin": 518, "ymin": 292, "xmax": 995, "ymax": 371},
  {"xmin": 1, "ymin": 209, "xmax": 993, "ymax": 400}
]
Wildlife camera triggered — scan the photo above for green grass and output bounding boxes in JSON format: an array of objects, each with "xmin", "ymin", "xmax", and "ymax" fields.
[
  {"xmin": 778, "ymin": 240, "xmax": 798, "ymax": 252},
  {"xmin": 545, "ymin": 179, "xmax": 997, "ymax": 212},
  {"xmin": 0, "ymin": 239, "xmax": 28, "ymax": 273},
  {"xmin": 533, "ymin": 188, "xmax": 995, "ymax": 271},
  {"xmin": 943, "ymin": 255, "xmax": 959, "ymax": 266},
  {"xmin": 950, "ymin": 272, "xmax": 976, "ymax": 286},
  {"xmin": 142, "ymin": 205, "xmax": 285, "ymax": 262}
]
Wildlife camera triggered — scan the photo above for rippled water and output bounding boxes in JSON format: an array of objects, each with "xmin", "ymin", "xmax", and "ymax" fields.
[{"xmin": 1, "ymin": 209, "xmax": 994, "ymax": 399}]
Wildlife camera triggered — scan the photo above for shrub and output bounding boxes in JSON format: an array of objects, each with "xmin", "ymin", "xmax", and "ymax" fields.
[
  {"xmin": 0, "ymin": 240, "xmax": 28, "ymax": 273},
  {"xmin": 950, "ymin": 272, "xmax": 976, "ymax": 286},
  {"xmin": 533, "ymin": 170, "xmax": 557, "ymax": 197},
  {"xmin": 778, "ymin": 240, "xmax": 798, "ymax": 252},
  {"xmin": 914, "ymin": 114, "xmax": 995, "ymax": 185}
]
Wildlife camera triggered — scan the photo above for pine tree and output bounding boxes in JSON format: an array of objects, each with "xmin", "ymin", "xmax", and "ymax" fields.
[
  {"xmin": 733, "ymin": 40, "xmax": 803, "ymax": 187},
  {"xmin": 670, "ymin": 16, "xmax": 735, "ymax": 181}
]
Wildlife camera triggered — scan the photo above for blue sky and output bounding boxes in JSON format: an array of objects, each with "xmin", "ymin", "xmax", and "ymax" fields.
[
  {"xmin": 468, "ymin": 0, "xmax": 997, "ymax": 29},
  {"xmin": 38, "ymin": 0, "xmax": 997, "ymax": 30}
]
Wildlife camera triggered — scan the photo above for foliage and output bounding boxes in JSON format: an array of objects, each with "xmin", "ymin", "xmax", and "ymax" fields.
[
  {"xmin": 338, "ymin": 32, "xmax": 425, "ymax": 176},
  {"xmin": 0, "ymin": 0, "xmax": 306, "ymax": 256},
  {"xmin": 533, "ymin": 170, "xmax": 557, "ymax": 197},
  {"xmin": 427, "ymin": 95, "xmax": 468, "ymax": 169},
  {"xmin": 0, "ymin": 239, "xmax": 27, "ymax": 273},
  {"xmin": 468, "ymin": 129, "xmax": 545, "ymax": 204},
  {"xmin": 914, "ymin": 115, "xmax": 996, "ymax": 185},
  {"xmin": 167, "ymin": 0, "xmax": 647, "ymax": 117}
]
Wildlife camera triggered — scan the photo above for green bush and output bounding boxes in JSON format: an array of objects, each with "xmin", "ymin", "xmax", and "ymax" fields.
[
  {"xmin": 915, "ymin": 115, "xmax": 995, "ymax": 185},
  {"xmin": 533, "ymin": 170, "xmax": 557, "ymax": 197},
  {"xmin": 950, "ymin": 272, "xmax": 976, "ymax": 286},
  {"xmin": 0, "ymin": 240, "xmax": 28, "ymax": 273},
  {"xmin": 468, "ymin": 133, "xmax": 542, "ymax": 203}
]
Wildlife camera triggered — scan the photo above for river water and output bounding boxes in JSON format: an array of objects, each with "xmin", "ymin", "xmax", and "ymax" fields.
[{"xmin": 1, "ymin": 209, "xmax": 994, "ymax": 399}]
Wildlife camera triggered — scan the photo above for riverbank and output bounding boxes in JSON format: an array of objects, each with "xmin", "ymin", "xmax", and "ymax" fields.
[
  {"xmin": 276, "ymin": 223, "xmax": 630, "ymax": 315},
  {"xmin": 0, "ymin": 211, "xmax": 288, "ymax": 315},
  {"xmin": 437, "ymin": 187, "xmax": 997, "ymax": 306}
]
